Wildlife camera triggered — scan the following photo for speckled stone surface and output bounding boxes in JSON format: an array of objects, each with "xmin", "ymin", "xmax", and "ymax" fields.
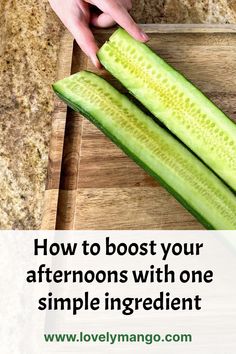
[
  {"xmin": 0, "ymin": 0, "xmax": 236, "ymax": 229},
  {"xmin": 0, "ymin": 0, "xmax": 62, "ymax": 229}
]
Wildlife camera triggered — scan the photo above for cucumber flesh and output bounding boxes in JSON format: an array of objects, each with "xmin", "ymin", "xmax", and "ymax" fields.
[
  {"xmin": 98, "ymin": 28, "xmax": 236, "ymax": 192},
  {"xmin": 53, "ymin": 71, "xmax": 236, "ymax": 230}
]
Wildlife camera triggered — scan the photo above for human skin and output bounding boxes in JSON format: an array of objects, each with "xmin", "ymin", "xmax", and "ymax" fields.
[{"xmin": 49, "ymin": 0, "xmax": 149, "ymax": 68}]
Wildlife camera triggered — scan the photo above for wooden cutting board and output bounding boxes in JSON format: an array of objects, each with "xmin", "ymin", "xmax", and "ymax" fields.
[{"xmin": 41, "ymin": 24, "xmax": 236, "ymax": 230}]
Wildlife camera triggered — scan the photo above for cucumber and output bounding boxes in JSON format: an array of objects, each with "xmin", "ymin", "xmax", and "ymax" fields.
[
  {"xmin": 98, "ymin": 28, "xmax": 236, "ymax": 192},
  {"xmin": 53, "ymin": 71, "xmax": 236, "ymax": 230}
]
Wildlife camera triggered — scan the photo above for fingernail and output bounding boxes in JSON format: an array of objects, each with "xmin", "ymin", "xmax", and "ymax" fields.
[
  {"xmin": 91, "ymin": 56, "xmax": 100, "ymax": 69},
  {"xmin": 140, "ymin": 31, "xmax": 149, "ymax": 42}
]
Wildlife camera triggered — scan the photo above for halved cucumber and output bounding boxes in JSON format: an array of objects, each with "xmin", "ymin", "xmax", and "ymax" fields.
[
  {"xmin": 53, "ymin": 71, "xmax": 236, "ymax": 230},
  {"xmin": 98, "ymin": 28, "xmax": 236, "ymax": 192}
]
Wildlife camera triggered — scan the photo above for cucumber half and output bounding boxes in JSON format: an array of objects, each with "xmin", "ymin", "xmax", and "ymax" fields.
[
  {"xmin": 53, "ymin": 71, "xmax": 236, "ymax": 230},
  {"xmin": 98, "ymin": 28, "xmax": 236, "ymax": 192}
]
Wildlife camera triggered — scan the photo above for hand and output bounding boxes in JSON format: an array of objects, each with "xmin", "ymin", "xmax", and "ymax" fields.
[{"xmin": 49, "ymin": 0, "xmax": 149, "ymax": 68}]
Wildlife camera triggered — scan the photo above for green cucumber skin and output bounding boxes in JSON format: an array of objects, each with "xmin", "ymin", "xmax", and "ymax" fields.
[
  {"xmin": 98, "ymin": 28, "xmax": 236, "ymax": 192},
  {"xmin": 53, "ymin": 88, "xmax": 214, "ymax": 230},
  {"xmin": 53, "ymin": 71, "xmax": 236, "ymax": 230}
]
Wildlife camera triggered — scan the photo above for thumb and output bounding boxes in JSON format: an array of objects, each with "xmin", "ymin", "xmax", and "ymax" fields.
[{"xmin": 90, "ymin": 12, "xmax": 116, "ymax": 28}]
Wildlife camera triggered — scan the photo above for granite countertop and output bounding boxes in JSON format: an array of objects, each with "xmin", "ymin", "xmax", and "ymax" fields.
[{"xmin": 0, "ymin": 0, "xmax": 236, "ymax": 229}]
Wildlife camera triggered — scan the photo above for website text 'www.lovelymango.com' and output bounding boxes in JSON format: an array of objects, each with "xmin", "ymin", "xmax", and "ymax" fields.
[{"xmin": 44, "ymin": 332, "xmax": 192, "ymax": 345}]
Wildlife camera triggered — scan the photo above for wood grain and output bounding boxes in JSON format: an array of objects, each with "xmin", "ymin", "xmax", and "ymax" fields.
[
  {"xmin": 42, "ymin": 25, "xmax": 236, "ymax": 230},
  {"xmin": 41, "ymin": 30, "xmax": 73, "ymax": 230},
  {"xmin": 94, "ymin": 24, "xmax": 236, "ymax": 34}
]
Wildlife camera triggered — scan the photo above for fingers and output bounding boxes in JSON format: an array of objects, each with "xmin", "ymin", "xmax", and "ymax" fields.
[
  {"xmin": 70, "ymin": 21, "xmax": 101, "ymax": 68},
  {"xmin": 48, "ymin": 0, "xmax": 101, "ymax": 68},
  {"xmin": 87, "ymin": 0, "xmax": 149, "ymax": 42},
  {"xmin": 110, "ymin": 6, "xmax": 149, "ymax": 42},
  {"xmin": 91, "ymin": 12, "xmax": 116, "ymax": 28}
]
